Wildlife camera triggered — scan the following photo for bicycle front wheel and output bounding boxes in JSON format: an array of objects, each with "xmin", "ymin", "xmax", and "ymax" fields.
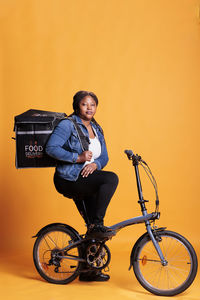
[
  {"xmin": 33, "ymin": 225, "xmax": 83, "ymax": 284},
  {"xmin": 132, "ymin": 230, "xmax": 198, "ymax": 296}
]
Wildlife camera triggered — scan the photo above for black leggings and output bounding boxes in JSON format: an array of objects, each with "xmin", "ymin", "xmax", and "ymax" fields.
[{"xmin": 54, "ymin": 170, "xmax": 119, "ymax": 225}]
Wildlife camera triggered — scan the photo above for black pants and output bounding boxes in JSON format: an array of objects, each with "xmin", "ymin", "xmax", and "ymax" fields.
[{"xmin": 54, "ymin": 170, "xmax": 119, "ymax": 225}]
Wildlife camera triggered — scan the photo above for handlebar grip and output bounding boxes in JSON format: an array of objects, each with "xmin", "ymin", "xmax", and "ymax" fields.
[{"xmin": 124, "ymin": 149, "xmax": 134, "ymax": 157}]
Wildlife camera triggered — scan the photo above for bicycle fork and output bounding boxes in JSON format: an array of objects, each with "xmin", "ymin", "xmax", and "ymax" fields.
[{"xmin": 145, "ymin": 221, "xmax": 168, "ymax": 266}]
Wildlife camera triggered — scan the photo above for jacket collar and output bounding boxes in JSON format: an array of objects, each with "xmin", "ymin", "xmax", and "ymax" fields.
[
  {"xmin": 71, "ymin": 114, "xmax": 83, "ymax": 125},
  {"xmin": 71, "ymin": 114, "xmax": 96, "ymax": 129}
]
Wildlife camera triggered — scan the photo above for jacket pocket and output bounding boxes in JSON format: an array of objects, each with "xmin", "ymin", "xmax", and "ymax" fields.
[{"xmin": 70, "ymin": 131, "xmax": 80, "ymax": 150}]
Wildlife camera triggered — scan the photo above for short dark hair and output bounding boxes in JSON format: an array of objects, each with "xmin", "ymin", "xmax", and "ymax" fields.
[{"xmin": 73, "ymin": 90, "xmax": 98, "ymax": 113}]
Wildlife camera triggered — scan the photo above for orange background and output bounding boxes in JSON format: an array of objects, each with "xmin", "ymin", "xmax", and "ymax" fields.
[{"xmin": 0, "ymin": 0, "xmax": 200, "ymax": 299}]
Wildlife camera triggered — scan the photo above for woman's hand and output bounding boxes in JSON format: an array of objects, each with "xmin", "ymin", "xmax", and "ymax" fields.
[
  {"xmin": 76, "ymin": 151, "xmax": 93, "ymax": 163},
  {"xmin": 81, "ymin": 163, "xmax": 97, "ymax": 177}
]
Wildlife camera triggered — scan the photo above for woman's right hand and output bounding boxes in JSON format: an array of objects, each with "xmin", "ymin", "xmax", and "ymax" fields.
[{"xmin": 76, "ymin": 151, "xmax": 93, "ymax": 163}]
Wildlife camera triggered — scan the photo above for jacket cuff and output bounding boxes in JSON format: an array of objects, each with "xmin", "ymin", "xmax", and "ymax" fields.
[
  {"xmin": 72, "ymin": 152, "xmax": 78, "ymax": 163},
  {"xmin": 94, "ymin": 160, "xmax": 101, "ymax": 170}
]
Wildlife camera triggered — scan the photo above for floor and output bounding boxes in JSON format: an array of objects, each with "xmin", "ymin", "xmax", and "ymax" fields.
[{"xmin": 1, "ymin": 244, "xmax": 199, "ymax": 300}]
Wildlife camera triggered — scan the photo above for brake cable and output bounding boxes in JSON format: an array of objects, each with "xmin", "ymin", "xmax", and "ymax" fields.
[{"xmin": 138, "ymin": 159, "xmax": 160, "ymax": 213}]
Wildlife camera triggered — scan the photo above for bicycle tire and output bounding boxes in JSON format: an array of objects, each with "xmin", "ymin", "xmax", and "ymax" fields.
[
  {"xmin": 132, "ymin": 230, "xmax": 198, "ymax": 296},
  {"xmin": 33, "ymin": 225, "xmax": 83, "ymax": 284}
]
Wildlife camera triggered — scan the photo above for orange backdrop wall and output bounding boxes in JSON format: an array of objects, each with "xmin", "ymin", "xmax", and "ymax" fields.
[{"xmin": 0, "ymin": 0, "xmax": 200, "ymax": 266}]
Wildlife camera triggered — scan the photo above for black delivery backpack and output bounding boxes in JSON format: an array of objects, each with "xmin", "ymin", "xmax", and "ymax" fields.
[{"xmin": 14, "ymin": 109, "xmax": 66, "ymax": 168}]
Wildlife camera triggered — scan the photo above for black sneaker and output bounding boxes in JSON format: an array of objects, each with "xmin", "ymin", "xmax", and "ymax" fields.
[
  {"xmin": 86, "ymin": 224, "xmax": 116, "ymax": 239},
  {"xmin": 79, "ymin": 271, "xmax": 110, "ymax": 282}
]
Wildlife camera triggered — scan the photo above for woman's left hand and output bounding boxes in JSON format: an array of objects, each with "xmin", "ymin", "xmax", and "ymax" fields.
[{"xmin": 81, "ymin": 163, "xmax": 97, "ymax": 177}]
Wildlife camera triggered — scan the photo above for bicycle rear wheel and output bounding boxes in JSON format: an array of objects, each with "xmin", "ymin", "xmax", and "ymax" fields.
[
  {"xmin": 132, "ymin": 230, "xmax": 198, "ymax": 296},
  {"xmin": 33, "ymin": 225, "xmax": 83, "ymax": 284}
]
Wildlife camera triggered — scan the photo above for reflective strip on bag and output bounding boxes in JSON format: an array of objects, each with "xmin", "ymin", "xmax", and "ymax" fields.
[{"xmin": 16, "ymin": 130, "xmax": 53, "ymax": 135}]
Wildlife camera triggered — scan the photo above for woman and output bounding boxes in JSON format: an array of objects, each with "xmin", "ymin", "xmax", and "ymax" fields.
[{"xmin": 45, "ymin": 91, "xmax": 118, "ymax": 281}]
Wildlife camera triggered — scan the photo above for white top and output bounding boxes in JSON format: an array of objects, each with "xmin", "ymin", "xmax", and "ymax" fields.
[{"xmin": 83, "ymin": 132, "xmax": 101, "ymax": 168}]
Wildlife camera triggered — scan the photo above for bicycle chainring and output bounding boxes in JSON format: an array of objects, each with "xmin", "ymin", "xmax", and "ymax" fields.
[{"xmin": 86, "ymin": 242, "xmax": 110, "ymax": 270}]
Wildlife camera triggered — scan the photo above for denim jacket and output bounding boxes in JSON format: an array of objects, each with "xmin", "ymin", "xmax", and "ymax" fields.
[{"xmin": 45, "ymin": 114, "xmax": 109, "ymax": 181}]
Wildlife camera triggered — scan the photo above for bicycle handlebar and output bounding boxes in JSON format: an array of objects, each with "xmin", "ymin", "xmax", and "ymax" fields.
[
  {"xmin": 124, "ymin": 149, "xmax": 134, "ymax": 157},
  {"xmin": 124, "ymin": 150, "xmax": 142, "ymax": 164},
  {"xmin": 124, "ymin": 150, "xmax": 143, "ymax": 165},
  {"xmin": 124, "ymin": 149, "xmax": 134, "ymax": 160}
]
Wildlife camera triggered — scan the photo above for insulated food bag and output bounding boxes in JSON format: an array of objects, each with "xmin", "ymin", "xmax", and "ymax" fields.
[{"xmin": 14, "ymin": 109, "xmax": 66, "ymax": 168}]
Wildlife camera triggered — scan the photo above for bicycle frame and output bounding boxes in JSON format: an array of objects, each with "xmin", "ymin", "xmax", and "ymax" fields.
[{"xmin": 60, "ymin": 157, "xmax": 167, "ymax": 266}]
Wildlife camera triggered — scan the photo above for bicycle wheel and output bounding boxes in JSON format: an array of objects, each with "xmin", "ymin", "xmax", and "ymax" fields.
[
  {"xmin": 132, "ymin": 230, "xmax": 198, "ymax": 296},
  {"xmin": 33, "ymin": 225, "xmax": 83, "ymax": 284}
]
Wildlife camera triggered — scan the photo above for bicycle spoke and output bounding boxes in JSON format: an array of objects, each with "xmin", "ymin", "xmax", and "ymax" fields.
[
  {"xmin": 167, "ymin": 264, "xmax": 190, "ymax": 273},
  {"xmin": 43, "ymin": 236, "xmax": 52, "ymax": 250},
  {"xmin": 46, "ymin": 234, "xmax": 59, "ymax": 248}
]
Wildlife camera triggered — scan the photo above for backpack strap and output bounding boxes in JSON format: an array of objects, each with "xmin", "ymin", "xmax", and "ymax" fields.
[{"xmin": 67, "ymin": 117, "xmax": 89, "ymax": 151}]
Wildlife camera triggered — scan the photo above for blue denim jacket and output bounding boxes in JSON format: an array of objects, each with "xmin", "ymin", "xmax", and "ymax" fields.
[{"xmin": 45, "ymin": 114, "xmax": 109, "ymax": 181}]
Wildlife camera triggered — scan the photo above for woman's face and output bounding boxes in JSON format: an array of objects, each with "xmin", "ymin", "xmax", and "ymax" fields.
[{"xmin": 78, "ymin": 96, "xmax": 97, "ymax": 121}]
